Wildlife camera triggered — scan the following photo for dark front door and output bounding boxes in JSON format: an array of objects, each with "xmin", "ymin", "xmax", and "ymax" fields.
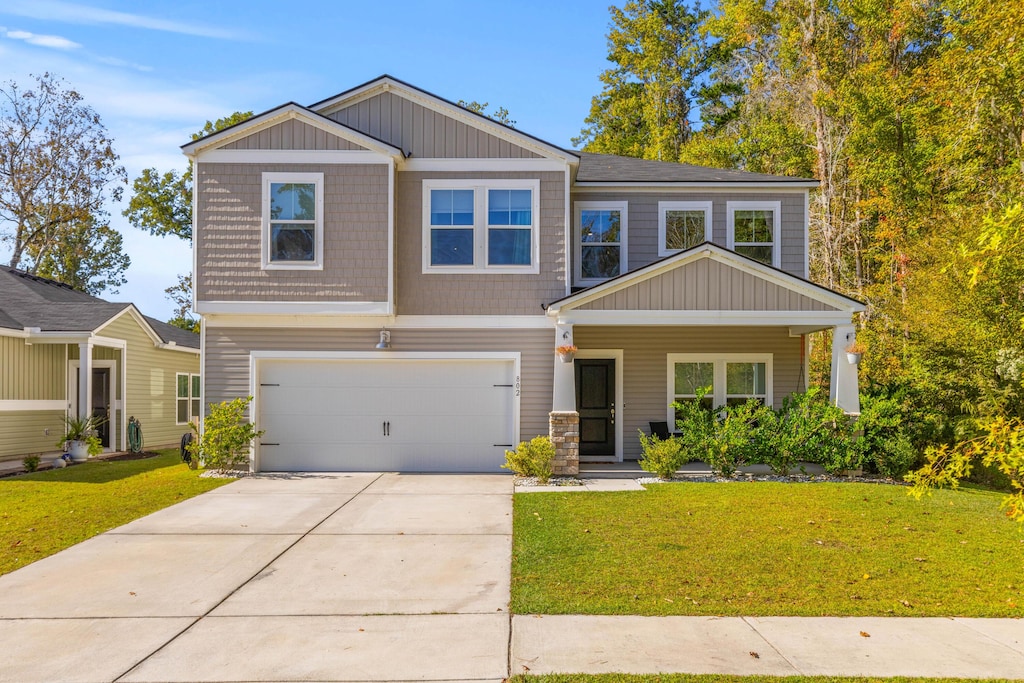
[
  {"xmin": 91, "ymin": 368, "xmax": 110, "ymax": 447},
  {"xmin": 575, "ymin": 358, "xmax": 615, "ymax": 457}
]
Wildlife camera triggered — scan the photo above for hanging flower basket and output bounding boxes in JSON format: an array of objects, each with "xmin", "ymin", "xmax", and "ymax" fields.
[
  {"xmin": 845, "ymin": 340, "xmax": 866, "ymax": 366},
  {"xmin": 556, "ymin": 344, "xmax": 577, "ymax": 363}
]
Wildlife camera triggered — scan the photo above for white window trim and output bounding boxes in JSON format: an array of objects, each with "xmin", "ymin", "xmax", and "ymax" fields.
[
  {"xmin": 176, "ymin": 372, "xmax": 201, "ymax": 426},
  {"xmin": 665, "ymin": 353, "xmax": 774, "ymax": 425},
  {"xmin": 261, "ymin": 172, "xmax": 325, "ymax": 270},
  {"xmin": 726, "ymin": 200, "xmax": 781, "ymax": 268},
  {"xmin": 421, "ymin": 178, "xmax": 541, "ymax": 274},
  {"xmin": 574, "ymin": 200, "xmax": 628, "ymax": 286},
  {"xmin": 658, "ymin": 201, "xmax": 712, "ymax": 256}
]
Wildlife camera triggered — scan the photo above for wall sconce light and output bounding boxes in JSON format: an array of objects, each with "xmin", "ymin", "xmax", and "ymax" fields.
[{"xmin": 375, "ymin": 328, "xmax": 392, "ymax": 350}]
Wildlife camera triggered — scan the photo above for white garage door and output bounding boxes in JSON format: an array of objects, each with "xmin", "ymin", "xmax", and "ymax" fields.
[{"xmin": 257, "ymin": 357, "xmax": 516, "ymax": 472}]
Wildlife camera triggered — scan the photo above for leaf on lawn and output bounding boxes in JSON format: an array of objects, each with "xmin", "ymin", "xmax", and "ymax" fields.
[
  {"xmin": 860, "ymin": 631, "xmax": 871, "ymax": 638},
  {"xmin": 914, "ymin": 557, "xmax": 927, "ymax": 562},
  {"xmin": 863, "ymin": 574, "xmax": 871, "ymax": 579},
  {"xmin": 129, "ymin": 591, "xmax": 136, "ymax": 596},
  {"xmin": 901, "ymin": 600, "xmax": 912, "ymax": 607},
  {"xmin": 749, "ymin": 651, "xmax": 760, "ymax": 658}
]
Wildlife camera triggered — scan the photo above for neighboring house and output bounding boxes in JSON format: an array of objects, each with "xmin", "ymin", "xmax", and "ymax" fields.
[
  {"xmin": 183, "ymin": 75, "xmax": 864, "ymax": 474},
  {"xmin": 0, "ymin": 267, "xmax": 200, "ymax": 461}
]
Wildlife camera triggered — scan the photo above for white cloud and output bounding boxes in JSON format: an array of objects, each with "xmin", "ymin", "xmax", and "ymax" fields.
[
  {"xmin": 93, "ymin": 55, "xmax": 152, "ymax": 72},
  {"xmin": 1, "ymin": 0, "xmax": 253, "ymax": 40},
  {"xmin": 4, "ymin": 29, "xmax": 80, "ymax": 50}
]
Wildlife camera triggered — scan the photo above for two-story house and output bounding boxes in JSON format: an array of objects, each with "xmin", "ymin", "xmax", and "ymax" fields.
[{"xmin": 183, "ymin": 75, "xmax": 863, "ymax": 474}]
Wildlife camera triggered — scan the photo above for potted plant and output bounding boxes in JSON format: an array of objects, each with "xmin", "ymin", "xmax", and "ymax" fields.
[
  {"xmin": 58, "ymin": 415, "xmax": 106, "ymax": 463},
  {"xmin": 556, "ymin": 344, "xmax": 577, "ymax": 363},
  {"xmin": 845, "ymin": 340, "xmax": 866, "ymax": 365}
]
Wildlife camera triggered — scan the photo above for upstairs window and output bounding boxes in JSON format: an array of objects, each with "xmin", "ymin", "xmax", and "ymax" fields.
[
  {"xmin": 659, "ymin": 201, "xmax": 712, "ymax": 256},
  {"xmin": 727, "ymin": 201, "xmax": 781, "ymax": 267},
  {"xmin": 575, "ymin": 201, "xmax": 627, "ymax": 284},
  {"xmin": 262, "ymin": 172, "xmax": 324, "ymax": 270},
  {"xmin": 423, "ymin": 179, "xmax": 539, "ymax": 274}
]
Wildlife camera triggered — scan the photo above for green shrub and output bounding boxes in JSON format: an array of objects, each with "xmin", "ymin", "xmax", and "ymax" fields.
[
  {"xmin": 22, "ymin": 455, "xmax": 40, "ymax": 472},
  {"xmin": 855, "ymin": 393, "xmax": 921, "ymax": 479},
  {"xmin": 187, "ymin": 396, "xmax": 263, "ymax": 471},
  {"xmin": 673, "ymin": 388, "xmax": 716, "ymax": 467},
  {"xmin": 503, "ymin": 435, "xmax": 555, "ymax": 483},
  {"xmin": 638, "ymin": 432, "xmax": 684, "ymax": 479},
  {"xmin": 755, "ymin": 387, "xmax": 853, "ymax": 474},
  {"xmin": 707, "ymin": 398, "xmax": 768, "ymax": 477}
]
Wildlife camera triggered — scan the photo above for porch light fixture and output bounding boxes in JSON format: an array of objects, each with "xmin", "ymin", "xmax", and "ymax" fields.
[{"xmin": 375, "ymin": 328, "xmax": 392, "ymax": 350}]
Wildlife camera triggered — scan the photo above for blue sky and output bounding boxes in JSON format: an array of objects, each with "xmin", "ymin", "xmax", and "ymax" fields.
[{"xmin": 0, "ymin": 0, "xmax": 614, "ymax": 320}]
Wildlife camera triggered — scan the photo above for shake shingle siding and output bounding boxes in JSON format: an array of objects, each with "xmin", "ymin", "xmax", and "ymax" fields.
[{"xmin": 195, "ymin": 162, "xmax": 390, "ymax": 302}]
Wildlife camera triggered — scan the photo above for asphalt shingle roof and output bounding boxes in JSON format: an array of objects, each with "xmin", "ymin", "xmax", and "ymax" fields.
[
  {"xmin": 0, "ymin": 266, "xmax": 199, "ymax": 349},
  {"xmin": 575, "ymin": 152, "xmax": 817, "ymax": 184}
]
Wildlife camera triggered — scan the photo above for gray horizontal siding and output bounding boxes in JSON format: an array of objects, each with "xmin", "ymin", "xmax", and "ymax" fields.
[
  {"xmin": 195, "ymin": 163, "xmax": 389, "ymax": 303},
  {"xmin": 571, "ymin": 191, "xmax": 806, "ymax": 278},
  {"xmin": 573, "ymin": 325, "xmax": 805, "ymax": 459},
  {"xmin": 0, "ymin": 411, "xmax": 65, "ymax": 459},
  {"xmin": 396, "ymin": 170, "xmax": 566, "ymax": 315},
  {"xmin": 579, "ymin": 259, "xmax": 836, "ymax": 311},
  {"xmin": 203, "ymin": 326, "xmax": 555, "ymax": 444},
  {"xmin": 328, "ymin": 91, "xmax": 541, "ymax": 159},
  {"xmin": 222, "ymin": 119, "xmax": 366, "ymax": 151}
]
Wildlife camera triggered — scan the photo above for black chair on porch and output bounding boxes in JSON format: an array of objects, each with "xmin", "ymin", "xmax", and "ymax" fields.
[{"xmin": 649, "ymin": 421, "xmax": 671, "ymax": 440}]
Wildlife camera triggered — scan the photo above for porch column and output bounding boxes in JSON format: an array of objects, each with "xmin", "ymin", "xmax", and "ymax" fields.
[
  {"xmin": 78, "ymin": 341, "xmax": 93, "ymax": 420},
  {"xmin": 830, "ymin": 324, "xmax": 861, "ymax": 414},
  {"xmin": 552, "ymin": 323, "xmax": 575, "ymax": 411}
]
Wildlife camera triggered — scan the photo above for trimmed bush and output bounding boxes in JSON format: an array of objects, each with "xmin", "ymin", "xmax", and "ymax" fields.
[
  {"xmin": 638, "ymin": 432, "xmax": 684, "ymax": 479},
  {"xmin": 187, "ymin": 396, "xmax": 263, "ymax": 471},
  {"xmin": 503, "ymin": 435, "xmax": 555, "ymax": 483}
]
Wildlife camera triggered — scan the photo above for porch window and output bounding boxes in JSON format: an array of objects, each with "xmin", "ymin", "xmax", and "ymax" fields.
[
  {"xmin": 176, "ymin": 373, "xmax": 201, "ymax": 425},
  {"xmin": 575, "ymin": 201, "xmax": 628, "ymax": 284},
  {"xmin": 659, "ymin": 201, "xmax": 712, "ymax": 256},
  {"xmin": 666, "ymin": 354, "xmax": 772, "ymax": 425},
  {"xmin": 261, "ymin": 172, "xmax": 324, "ymax": 270},
  {"xmin": 727, "ymin": 201, "xmax": 781, "ymax": 267}
]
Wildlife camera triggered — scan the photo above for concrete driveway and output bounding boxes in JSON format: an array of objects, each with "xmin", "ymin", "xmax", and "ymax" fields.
[{"xmin": 0, "ymin": 472, "xmax": 513, "ymax": 683}]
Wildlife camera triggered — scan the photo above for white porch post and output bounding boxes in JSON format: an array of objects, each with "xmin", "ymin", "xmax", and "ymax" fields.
[
  {"xmin": 830, "ymin": 324, "xmax": 860, "ymax": 414},
  {"xmin": 78, "ymin": 341, "xmax": 93, "ymax": 420},
  {"xmin": 552, "ymin": 323, "xmax": 575, "ymax": 411}
]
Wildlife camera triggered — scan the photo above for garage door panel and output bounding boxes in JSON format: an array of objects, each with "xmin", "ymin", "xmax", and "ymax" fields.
[{"xmin": 257, "ymin": 358, "xmax": 515, "ymax": 473}]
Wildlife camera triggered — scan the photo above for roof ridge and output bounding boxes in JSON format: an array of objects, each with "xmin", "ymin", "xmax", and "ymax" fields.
[{"xmin": 1, "ymin": 265, "xmax": 78, "ymax": 292}]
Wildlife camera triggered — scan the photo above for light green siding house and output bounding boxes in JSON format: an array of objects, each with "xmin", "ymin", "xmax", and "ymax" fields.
[{"xmin": 0, "ymin": 267, "xmax": 200, "ymax": 462}]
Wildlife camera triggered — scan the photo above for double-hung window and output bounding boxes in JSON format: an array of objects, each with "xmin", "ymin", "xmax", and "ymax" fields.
[
  {"xmin": 659, "ymin": 201, "xmax": 712, "ymax": 256},
  {"xmin": 667, "ymin": 354, "xmax": 772, "ymax": 424},
  {"xmin": 423, "ymin": 179, "xmax": 539, "ymax": 273},
  {"xmin": 575, "ymin": 201, "xmax": 627, "ymax": 284},
  {"xmin": 262, "ymin": 172, "xmax": 324, "ymax": 270},
  {"xmin": 727, "ymin": 201, "xmax": 781, "ymax": 267},
  {"xmin": 176, "ymin": 373, "xmax": 201, "ymax": 425}
]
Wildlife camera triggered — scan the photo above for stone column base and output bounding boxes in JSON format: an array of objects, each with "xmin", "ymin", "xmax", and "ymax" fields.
[{"xmin": 549, "ymin": 411, "xmax": 580, "ymax": 476}]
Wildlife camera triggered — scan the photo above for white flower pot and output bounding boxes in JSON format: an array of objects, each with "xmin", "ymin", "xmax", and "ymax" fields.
[
  {"xmin": 68, "ymin": 440, "xmax": 89, "ymax": 463},
  {"xmin": 557, "ymin": 352, "xmax": 575, "ymax": 363},
  {"xmin": 846, "ymin": 352, "xmax": 862, "ymax": 365}
]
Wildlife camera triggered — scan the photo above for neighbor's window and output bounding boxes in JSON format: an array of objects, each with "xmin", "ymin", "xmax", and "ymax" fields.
[
  {"xmin": 659, "ymin": 201, "xmax": 712, "ymax": 256},
  {"xmin": 422, "ymin": 179, "xmax": 539, "ymax": 273},
  {"xmin": 666, "ymin": 354, "xmax": 772, "ymax": 424},
  {"xmin": 727, "ymin": 201, "xmax": 780, "ymax": 267},
  {"xmin": 576, "ymin": 201, "xmax": 627, "ymax": 283},
  {"xmin": 176, "ymin": 373, "xmax": 201, "ymax": 425},
  {"xmin": 262, "ymin": 172, "xmax": 324, "ymax": 269}
]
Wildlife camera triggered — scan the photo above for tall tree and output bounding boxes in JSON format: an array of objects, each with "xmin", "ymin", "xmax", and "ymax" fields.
[
  {"xmin": 164, "ymin": 273, "xmax": 199, "ymax": 332},
  {"xmin": 0, "ymin": 73, "xmax": 126, "ymax": 273},
  {"xmin": 574, "ymin": 0, "xmax": 726, "ymax": 161},
  {"xmin": 457, "ymin": 100, "xmax": 516, "ymax": 127},
  {"xmin": 29, "ymin": 214, "xmax": 129, "ymax": 295}
]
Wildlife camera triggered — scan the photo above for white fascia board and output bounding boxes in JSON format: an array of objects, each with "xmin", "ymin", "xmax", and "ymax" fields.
[
  {"xmin": 157, "ymin": 342, "xmax": 201, "ymax": 355},
  {"xmin": 573, "ymin": 182, "xmax": 819, "ymax": 191},
  {"xmin": 548, "ymin": 245, "xmax": 863, "ymax": 315},
  {"xmin": 195, "ymin": 301, "xmax": 392, "ymax": 316},
  {"xmin": 556, "ymin": 310, "xmax": 856, "ymax": 326},
  {"xmin": 0, "ymin": 399, "xmax": 67, "ymax": 412},
  {"xmin": 203, "ymin": 313, "xmax": 552, "ymax": 329},
  {"xmin": 95, "ymin": 305, "xmax": 164, "ymax": 346},
  {"xmin": 312, "ymin": 78, "xmax": 575, "ymax": 162},
  {"xmin": 199, "ymin": 150, "xmax": 392, "ymax": 164},
  {"xmin": 183, "ymin": 104, "xmax": 402, "ymax": 159},
  {"xmin": 400, "ymin": 158, "xmax": 568, "ymax": 172},
  {"xmin": 0, "ymin": 327, "xmax": 30, "ymax": 338}
]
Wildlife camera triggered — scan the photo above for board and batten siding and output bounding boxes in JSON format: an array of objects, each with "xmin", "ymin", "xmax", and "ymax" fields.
[
  {"xmin": 573, "ymin": 325, "xmax": 804, "ymax": 459},
  {"xmin": 396, "ymin": 170, "xmax": 566, "ymax": 315},
  {"xmin": 221, "ymin": 119, "xmax": 367, "ymax": 151},
  {"xmin": 195, "ymin": 162, "xmax": 389, "ymax": 303},
  {"xmin": 203, "ymin": 326, "xmax": 554, "ymax": 443},
  {"xmin": 95, "ymin": 315, "xmax": 199, "ymax": 448},
  {"xmin": 571, "ymin": 192, "xmax": 807, "ymax": 278},
  {"xmin": 0, "ymin": 410, "xmax": 65, "ymax": 459},
  {"xmin": 327, "ymin": 91, "xmax": 541, "ymax": 159},
  {"xmin": 578, "ymin": 258, "xmax": 838, "ymax": 312},
  {"xmin": 0, "ymin": 336, "xmax": 64, "ymax": 400}
]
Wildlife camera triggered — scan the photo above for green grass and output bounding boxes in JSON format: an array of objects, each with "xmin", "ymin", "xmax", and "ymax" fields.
[
  {"xmin": 512, "ymin": 482, "xmax": 1024, "ymax": 618},
  {"xmin": 0, "ymin": 450, "xmax": 233, "ymax": 576},
  {"xmin": 510, "ymin": 676, "xmax": 1016, "ymax": 683}
]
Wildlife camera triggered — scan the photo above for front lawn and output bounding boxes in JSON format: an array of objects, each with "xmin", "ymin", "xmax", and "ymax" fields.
[
  {"xmin": 511, "ymin": 676, "xmax": 1013, "ymax": 683},
  {"xmin": 0, "ymin": 450, "xmax": 233, "ymax": 576},
  {"xmin": 512, "ymin": 482, "xmax": 1024, "ymax": 617}
]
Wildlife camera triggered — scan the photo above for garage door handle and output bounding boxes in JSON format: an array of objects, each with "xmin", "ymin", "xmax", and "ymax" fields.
[
  {"xmin": 383, "ymin": 421, "xmax": 390, "ymax": 437},
  {"xmin": 261, "ymin": 442, "xmax": 279, "ymax": 446},
  {"xmin": 494, "ymin": 444, "xmax": 513, "ymax": 447}
]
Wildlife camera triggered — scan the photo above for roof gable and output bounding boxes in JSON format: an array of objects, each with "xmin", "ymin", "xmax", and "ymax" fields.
[
  {"xmin": 219, "ymin": 118, "xmax": 368, "ymax": 151},
  {"xmin": 310, "ymin": 75, "xmax": 577, "ymax": 162},
  {"xmin": 548, "ymin": 243, "xmax": 863, "ymax": 314}
]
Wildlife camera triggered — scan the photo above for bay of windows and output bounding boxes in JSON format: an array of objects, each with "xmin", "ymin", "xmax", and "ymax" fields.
[{"xmin": 667, "ymin": 354, "xmax": 772, "ymax": 424}]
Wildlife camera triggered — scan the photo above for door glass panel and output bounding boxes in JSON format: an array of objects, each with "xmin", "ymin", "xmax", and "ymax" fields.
[
  {"xmin": 579, "ymin": 365, "xmax": 608, "ymax": 409},
  {"xmin": 580, "ymin": 417, "xmax": 608, "ymax": 443}
]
